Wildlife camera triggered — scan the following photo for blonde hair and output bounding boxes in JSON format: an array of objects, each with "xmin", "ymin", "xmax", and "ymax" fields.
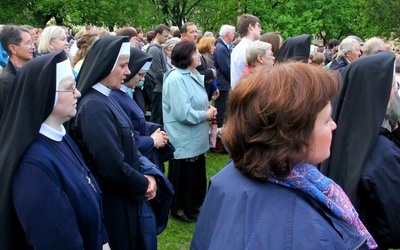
[
  {"xmin": 71, "ymin": 32, "xmax": 99, "ymax": 67},
  {"xmin": 309, "ymin": 51, "xmax": 325, "ymax": 66},
  {"xmin": 37, "ymin": 26, "xmax": 66, "ymax": 54}
]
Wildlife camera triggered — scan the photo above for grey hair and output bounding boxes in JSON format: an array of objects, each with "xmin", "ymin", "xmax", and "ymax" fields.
[
  {"xmin": 0, "ymin": 25, "xmax": 30, "ymax": 56},
  {"xmin": 246, "ymin": 41, "xmax": 272, "ymax": 66},
  {"xmin": 204, "ymin": 31, "xmax": 214, "ymax": 37},
  {"xmin": 362, "ymin": 37, "xmax": 386, "ymax": 56},
  {"xmin": 337, "ymin": 38, "xmax": 359, "ymax": 57},
  {"xmin": 163, "ymin": 37, "xmax": 180, "ymax": 51},
  {"xmin": 219, "ymin": 25, "xmax": 235, "ymax": 37}
]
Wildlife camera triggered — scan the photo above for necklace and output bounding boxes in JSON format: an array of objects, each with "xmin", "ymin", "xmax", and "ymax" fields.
[{"xmin": 52, "ymin": 136, "xmax": 98, "ymax": 193}]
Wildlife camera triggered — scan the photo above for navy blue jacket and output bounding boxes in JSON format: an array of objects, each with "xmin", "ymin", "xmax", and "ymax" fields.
[
  {"xmin": 138, "ymin": 156, "xmax": 174, "ymax": 250},
  {"xmin": 358, "ymin": 128, "xmax": 400, "ymax": 249},
  {"xmin": 192, "ymin": 162, "xmax": 368, "ymax": 250},
  {"xmin": 110, "ymin": 89, "xmax": 161, "ymax": 167},
  {"xmin": 13, "ymin": 134, "xmax": 108, "ymax": 249},
  {"xmin": 73, "ymin": 89, "xmax": 149, "ymax": 249},
  {"xmin": 329, "ymin": 55, "xmax": 349, "ymax": 74},
  {"xmin": 213, "ymin": 37, "xmax": 231, "ymax": 91}
]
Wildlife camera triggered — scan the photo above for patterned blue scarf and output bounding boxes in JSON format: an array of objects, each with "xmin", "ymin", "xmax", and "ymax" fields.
[{"xmin": 268, "ymin": 163, "xmax": 377, "ymax": 249}]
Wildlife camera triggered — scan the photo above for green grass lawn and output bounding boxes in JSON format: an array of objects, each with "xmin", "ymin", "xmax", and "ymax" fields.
[{"xmin": 157, "ymin": 152, "xmax": 230, "ymax": 250}]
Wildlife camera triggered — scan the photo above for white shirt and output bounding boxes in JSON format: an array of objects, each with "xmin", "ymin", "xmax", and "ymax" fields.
[{"xmin": 230, "ymin": 37, "xmax": 253, "ymax": 88}]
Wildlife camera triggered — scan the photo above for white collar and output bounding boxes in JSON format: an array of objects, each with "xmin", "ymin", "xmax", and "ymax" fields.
[
  {"xmin": 39, "ymin": 123, "xmax": 65, "ymax": 142},
  {"xmin": 119, "ymin": 84, "xmax": 128, "ymax": 93},
  {"xmin": 92, "ymin": 83, "xmax": 111, "ymax": 96}
]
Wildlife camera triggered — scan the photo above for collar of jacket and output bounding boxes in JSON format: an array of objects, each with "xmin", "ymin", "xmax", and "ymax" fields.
[{"xmin": 173, "ymin": 68, "xmax": 205, "ymax": 86}]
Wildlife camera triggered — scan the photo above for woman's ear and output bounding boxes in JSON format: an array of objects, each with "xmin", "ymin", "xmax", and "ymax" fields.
[{"xmin": 257, "ymin": 54, "xmax": 264, "ymax": 64}]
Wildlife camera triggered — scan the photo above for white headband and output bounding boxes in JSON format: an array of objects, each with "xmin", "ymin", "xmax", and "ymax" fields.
[
  {"xmin": 111, "ymin": 42, "xmax": 130, "ymax": 71},
  {"xmin": 54, "ymin": 59, "xmax": 73, "ymax": 106},
  {"xmin": 141, "ymin": 61, "xmax": 152, "ymax": 71}
]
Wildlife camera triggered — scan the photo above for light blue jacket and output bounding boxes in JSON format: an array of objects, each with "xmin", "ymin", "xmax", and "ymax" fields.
[{"xmin": 162, "ymin": 68, "xmax": 209, "ymax": 159}]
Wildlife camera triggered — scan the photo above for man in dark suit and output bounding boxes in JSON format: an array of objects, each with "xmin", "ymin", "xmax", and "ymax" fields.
[{"xmin": 214, "ymin": 25, "xmax": 235, "ymax": 128}]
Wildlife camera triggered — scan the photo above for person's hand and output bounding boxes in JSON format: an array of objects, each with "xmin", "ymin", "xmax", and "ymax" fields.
[
  {"xmin": 144, "ymin": 175, "xmax": 157, "ymax": 200},
  {"xmin": 206, "ymin": 105, "xmax": 217, "ymax": 120},
  {"xmin": 151, "ymin": 128, "xmax": 168, "ymax": 148},
  {"xmin": 212, "ymin": 89, "xmax": 220, "ymax": 100},
  {"xmin": 102, "ymin": 243, "xmax": 111, "ymax": 250}
]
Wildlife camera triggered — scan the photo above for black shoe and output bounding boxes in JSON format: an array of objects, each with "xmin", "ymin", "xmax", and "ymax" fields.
[{"xmin": 171, "ymin": 212, "xmax": 196, "ymax": 223}]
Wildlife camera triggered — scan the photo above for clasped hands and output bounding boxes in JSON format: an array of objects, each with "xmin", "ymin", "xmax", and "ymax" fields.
[{"xmin": 151, "ymin": 128, "xmax": 168, "ymax": 149}]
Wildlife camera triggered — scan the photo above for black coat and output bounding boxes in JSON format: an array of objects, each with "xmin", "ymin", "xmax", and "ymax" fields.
[
  {"xmin": 276, "ymin": 34, "xmax": 311, "ymax": 64},
  {"xmin": 0, "ymin": 61, "xmax": 17, "ymax": 119},
  {"xmin": 196, "ymin": 55, "xmax": 215, "ymax": 101}
]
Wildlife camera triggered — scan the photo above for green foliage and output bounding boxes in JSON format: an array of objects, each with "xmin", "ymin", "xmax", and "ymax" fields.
[
  {"xmin": 354, "ymin": 0, "xmax": 400, "ymax": 39},
  {"xmin": 0, "ymin": 0, "xmax": 398, "ymax": 43}
]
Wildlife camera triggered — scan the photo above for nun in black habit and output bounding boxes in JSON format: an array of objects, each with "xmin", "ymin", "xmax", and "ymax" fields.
[
  {"xmin": 0, "ymin": 51, "xmax": 109, "ymax": 249},
  {"xmin": 71, "ymin": 36, "xmax": 159, "ymax": 249},
  {"xmin": 275, "ymin": 34, "xmax": 311, "ymax": 64},
  {"xmin": 109, "ymin": 47, "xmax": 174, "ymax": 248},
  {"xmin": 110, "ymin": 47, "xmax": 167, "ymax": 169},
  {"xmin": 320, "ymin": 51, "xmax": 400, "ymax": 249}
]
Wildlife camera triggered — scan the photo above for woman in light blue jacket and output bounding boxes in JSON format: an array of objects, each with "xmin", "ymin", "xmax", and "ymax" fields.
[{"xmin": 162, "ymin": 40, "xmax": 217, "ymax": 222}]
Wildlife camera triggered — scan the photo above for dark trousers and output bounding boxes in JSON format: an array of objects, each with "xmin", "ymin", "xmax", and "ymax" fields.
[
  {"xmin": 150, "ymin": 91, "xmax": 162, "ymax": 125},
  {"xmin": 214, "ymin": 90, "xmax": 229, "ymax": 127}
]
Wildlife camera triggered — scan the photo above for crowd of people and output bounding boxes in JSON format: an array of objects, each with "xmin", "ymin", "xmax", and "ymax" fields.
[{"xmin": 0, "ymin": 12, "xmax": 399, "ymax": 249}]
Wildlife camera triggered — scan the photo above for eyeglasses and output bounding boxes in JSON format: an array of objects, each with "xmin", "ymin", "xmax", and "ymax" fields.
[
  {"xmin": 138, "ymin": 72, "xmax": 146, "ymax": 78},
  {"xmin": 12, "ymin": 41, "xmax": 34, "ymax": 47},
  {"xmin": 56, "ymin": 84, "xmax": 76, "ymax": 94},
  {"xmin": 24, "ymin": 41, "xmax": 34, "ymax": 47},
  {"xmin": 395, "ymin": 81, "xmax": 400, "ymax": 92}
]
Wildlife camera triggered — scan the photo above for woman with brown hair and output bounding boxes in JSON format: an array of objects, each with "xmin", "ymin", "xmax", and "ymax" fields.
[
  {"xmin": 116, "ymin": 27, "xmax": 138, "ymax": 48},
  {"xmin": 192, "ymin": 62, "xmax": 377, "ymax": 249},
  {"xmin": 260, "ymin": 31, "xmax": 282, "ymax": 59}
]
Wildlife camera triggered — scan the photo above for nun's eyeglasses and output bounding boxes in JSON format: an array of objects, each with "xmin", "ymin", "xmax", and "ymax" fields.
[{"xmin": 56, "ymin": 84, "xmax": 76, "ymax": 94}]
